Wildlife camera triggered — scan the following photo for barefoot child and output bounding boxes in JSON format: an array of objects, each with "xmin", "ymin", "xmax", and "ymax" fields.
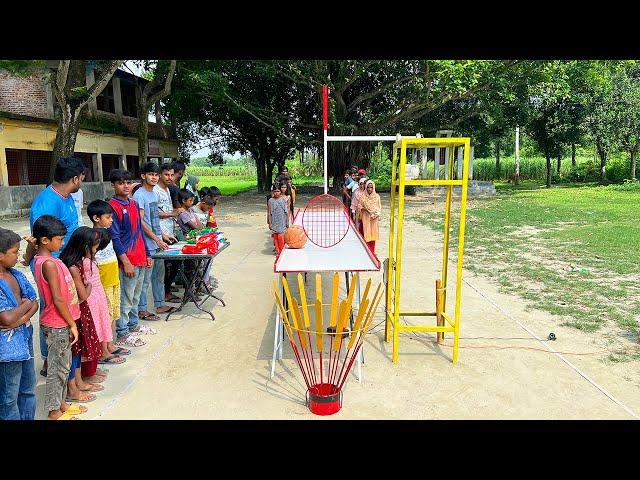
[
  {"xmin": 88, "ymin": 200, "xmax": 131, "ymax": 359},
  {"xmin": 32, "ymin": 215, "xmax": 82, "ymax": 419},
  {"xmin": 0, "ymin": 228, "xmax": 39, "ymax": 420},
  {"xmin": 60, "ymin": 227, "xmax": 105, "ymax": 403}
]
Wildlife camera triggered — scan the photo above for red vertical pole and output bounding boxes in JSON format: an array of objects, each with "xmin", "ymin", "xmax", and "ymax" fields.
[{"xmin": 322, "ymin": 84, "xmax": 329, "ymax": 131}]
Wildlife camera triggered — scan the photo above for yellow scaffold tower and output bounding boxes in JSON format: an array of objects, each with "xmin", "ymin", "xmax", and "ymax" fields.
[{"xmin": 384, "ymin": 137, "xmax": 471, "ymax": 363}]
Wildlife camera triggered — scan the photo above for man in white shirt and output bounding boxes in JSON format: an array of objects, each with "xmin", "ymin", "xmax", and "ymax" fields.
[
  {"xmin": 155, "ymin": 163, "xmax": 182, "ymax": 303},
  {"xmin": 70, "ymin": 188, "xmax": 84, "ymax": 226}
]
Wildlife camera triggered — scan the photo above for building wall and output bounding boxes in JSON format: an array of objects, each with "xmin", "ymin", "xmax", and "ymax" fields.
[
  {"xmin": 0, "ymin": 181, "xmax": 114, "ymax": 217},
  {"xmin": 0, "ymin": 71, "xmax": 50, "ymax": 118},
  {"xmin": 0, "ymin": 116, "xmax": 179, "ymax": 215}
]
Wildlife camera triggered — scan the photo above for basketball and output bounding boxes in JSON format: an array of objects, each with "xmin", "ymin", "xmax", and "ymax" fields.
[{"xmin": 284, "ymin": 225, "xmax": 307, "ymax": 249}]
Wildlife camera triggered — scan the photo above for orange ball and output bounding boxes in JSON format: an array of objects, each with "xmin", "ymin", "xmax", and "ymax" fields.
[{"xmin": 284, "ymin": 225, "xmax": 307, "ymax": 249}]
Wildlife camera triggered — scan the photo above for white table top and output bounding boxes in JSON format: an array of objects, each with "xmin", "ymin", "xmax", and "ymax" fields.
[{"xmin": 274, "ymin": 209, "xmax": 381, "ymax": 273}]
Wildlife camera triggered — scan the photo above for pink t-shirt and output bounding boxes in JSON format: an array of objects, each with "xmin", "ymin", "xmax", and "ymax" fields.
[{"xmin": 34, "ymin": 255, "xmax": 81, "ymax": 328}]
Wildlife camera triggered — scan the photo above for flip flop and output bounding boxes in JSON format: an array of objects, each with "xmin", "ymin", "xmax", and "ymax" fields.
[
  {"xmin": 79, "ymin": 383, "xmax": 104, "ymax": 392},
  {"xmin": 130, "ymin": 325, "xmax": 157, "ymax": 335},
  {"xmin": 40, "ymin": 369, "xmax": 47, "ymax": 377},
  {"xmin": 98, "ymin": 355, "xmax": 126, "ymax": 365},
  {"xmin": 56, "ymin": 411, "xmax": 79, "ymax": 420},
  {"xmin": 111, "ymin": 347, "xmax": 131, "ymax": 356},
  {"xmin": 139, "ymin": 312, "xmax": 161, "ymax": 321},
  {"xmin": 165, "ymin": 294, "xmax": 182, "ymax": 303},
  {"xmin": 65, "ymin": 392, "xmax": 96, "ymax": 403},
  {"xmin": 65, "ymin": 404, "xmax": 88, "ymax": 415},
  {"xmin": 115, "ymin": 335, "xmax": 146, "ymax": 347}
]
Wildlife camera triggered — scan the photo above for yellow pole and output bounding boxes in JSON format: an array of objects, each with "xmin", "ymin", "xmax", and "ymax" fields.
[
  {"xmin": 441, "ymin": 147, "xmax": 454, "ymax": 312},
  {"xmin": 392, "ymin": 140, "xmax": 408, "ymax": 363},
  {"xmin": 452, "ymin": 140, "xmax": 470, "ymax": 363},
  {"xmin": 385, "ymin": 143, "xmax": 399, "ymax": 343}
]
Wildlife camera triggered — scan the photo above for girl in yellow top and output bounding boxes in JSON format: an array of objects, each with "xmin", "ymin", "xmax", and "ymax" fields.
[
  {"xmin": 358, "ymin": 180, "xmax": 381, "ymax": 255},
  {"xmin": 88, "ymin": 200, "xmax": 130, "ymax": 358}
]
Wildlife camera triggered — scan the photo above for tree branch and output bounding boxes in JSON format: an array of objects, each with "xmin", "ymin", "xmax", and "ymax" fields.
[
  {"xmin": 221, "ymin": 91, "xmax": 277, "ymax": 130},
  {"xmin": 82, "ymin": 60, "xmax": 124, "ymax": 109},
  {"xmin": 148, "ymin": 60, "xmax": 177, "ymax": 106},
  {"xmin": 346, "ymin": 73, "xmax": 415, "ymax": 112}
]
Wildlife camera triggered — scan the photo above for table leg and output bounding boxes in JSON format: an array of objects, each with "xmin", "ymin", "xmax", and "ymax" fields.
[
  {"xmin": 271, "ymin": 298, "xmax": 281, "ymax": 378},
  {"xmin": 198, "ymin": 257, "xmax": 226, "ymax": 308},
  {"xmin": 279, "ymin": 273, "xmax": 286, "ymax": 360},
  {"xmin": 166, "ymin": 258, "xmax": 216, "ymax": 322},
  {"xmin": 271, "ymin": 274, "xmax": 286, "ymax": 377},
  {"xmin": 166, "ymin": 260, "xmax": 191, "ymax": 321}
]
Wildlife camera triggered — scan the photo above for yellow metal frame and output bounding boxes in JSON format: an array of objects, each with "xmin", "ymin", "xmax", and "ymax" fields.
[{"xmin": 384, "ymin": 137, "xmax": 471, "ymax": 363}]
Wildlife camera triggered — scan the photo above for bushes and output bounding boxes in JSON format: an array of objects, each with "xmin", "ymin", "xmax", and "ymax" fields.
[{"xmin": 473, "ymin": 152, "xmax": 637, "ymax": 183}]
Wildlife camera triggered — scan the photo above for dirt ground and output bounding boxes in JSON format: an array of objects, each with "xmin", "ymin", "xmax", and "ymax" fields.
[{"xmin": 12, "ymin": 189, "xmax": 640, "ymax": 419}]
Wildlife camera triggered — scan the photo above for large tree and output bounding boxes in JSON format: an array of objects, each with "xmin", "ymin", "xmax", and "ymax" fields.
[
  {"xmin": 49, "ymin": 60, "xmax": 123, "ymax": 175},
  {"xmin": 167, "ymin": 60, "xmax": 305, "ymax": 192},
  {"xmin": 131, "ymin": 60, "xmax": 177, "ymax": 164},
  {"xmin": 611, "ymin": 61, "xmax": 640, "ymax": 180},
  {"xmin": 281, "ymin": 60, "xmax": 528, "ymax": 187}
]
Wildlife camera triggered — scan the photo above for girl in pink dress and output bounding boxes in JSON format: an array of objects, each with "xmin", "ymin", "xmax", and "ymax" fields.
[{"xmin": 83, "ymin": 231, "xmax": 126, "ymax": 365}]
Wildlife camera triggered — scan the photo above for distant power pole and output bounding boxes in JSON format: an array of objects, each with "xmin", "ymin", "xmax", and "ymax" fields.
[{"xmin": 515, "ymin": 126, "xmax": 520, "ymax": 183}]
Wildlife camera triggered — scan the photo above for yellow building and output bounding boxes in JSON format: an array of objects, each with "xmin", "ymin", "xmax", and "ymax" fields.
[{"xmin": 0, "ymin": 61, "xmax": 179, "ymax": 214}]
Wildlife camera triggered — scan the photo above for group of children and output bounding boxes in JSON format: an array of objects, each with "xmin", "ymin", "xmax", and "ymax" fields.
[{"xmin": 0, "ymin": 159, "xmax": 222, "ymax": 420}]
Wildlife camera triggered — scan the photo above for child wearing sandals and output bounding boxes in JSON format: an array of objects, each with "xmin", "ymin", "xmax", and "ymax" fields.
[
  {"xmin": 32, "ymin": 215, "xmax": 82, "ymax": 419},
  {"xmin": 88, "ymin": 200, "xmax": 131, "ymax": 359},
  {"xmin": 108, "ymin": 169, "xmax": 156, "ymax": 349},
  {"xmin": 60, "ymin": 227, "xmax": 105, "ymax": 404}
]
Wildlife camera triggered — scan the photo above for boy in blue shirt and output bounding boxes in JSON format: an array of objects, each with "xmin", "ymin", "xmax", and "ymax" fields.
[
  {"xmin": 0, "ymin": 228, "xmax": 39, "ymax": 420},
  {"xmin": 22, "ymin": 156, "xmax": 85, "ymax": 378}
]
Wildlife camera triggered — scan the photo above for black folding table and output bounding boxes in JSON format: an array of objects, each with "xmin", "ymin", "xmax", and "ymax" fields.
[{"xmin": 151, "ymin": 241, "xmax": 230, "ymax": 321}]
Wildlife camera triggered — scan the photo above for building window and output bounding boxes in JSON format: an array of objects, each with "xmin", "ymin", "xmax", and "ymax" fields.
[
  {"xmin": 101, "ymin": 154, "xmax": 121, "ymax": 181},
  {"xmin": 73, "ymin": 152, "xmax": 96, "ymax": 182},
  {"xmin": 96, "ymin": 81, "xmax": 116, "ymax": 113},
  {"xmin": 5, "ymin": 149, "xmax": 53, "ymax": 186},
  {"xmin": 121, "ymin": 81, "xmax": 137, "ymax": 117},
  {"xmin": 126, "ymin": 155, "xmax": 140, "ymax": 179}
]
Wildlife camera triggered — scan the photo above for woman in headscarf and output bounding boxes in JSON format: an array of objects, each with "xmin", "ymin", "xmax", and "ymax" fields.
[
  {"xmin": 358, "ymin": 179, "xmax": 381, "ymax": 254},
  {"xmin": 185, "ymin": 175, "xmax": 200, "ymax": 201},
  {"xmin": 351, "ymin": 177, "xmax": 367, "ymax": 228}
]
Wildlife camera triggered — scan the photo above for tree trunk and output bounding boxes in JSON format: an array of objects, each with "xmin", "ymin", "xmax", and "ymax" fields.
[
  {"xmin": 495, "ymin": 139, "xmax": 501, "ymax": 178},
  {"xmin": 545, "ymin": 152, "xmax": 551, "ymax": 188},
  {"xmin": 571, "ymin": 142, "xmax": 576, "ymax": 167},
  {"xmin": 255, "ymin": 154, "xmax": 266, "ymax": 193},
  {"xmin": 556, "ymin": 153, "xmax": 561, "ymax": 175},
  {"xmin": 266, "ymin": 161, "xmax": 275, "ymax": 192},
  {"xmin": 301, "ymin": 148, "xmax": 304, "ymax": 165},
  {"xmin": 631, "ymin": 147, "xmax": 637, "ymax": 181},
  {"xmin": 137, "ymin": 96, "xmax": 149, "ymax": 166},
  {"xmin": 596, "ymin": 141, "xmax": 607, "ymax": 183},
  {"xmin": 50, "ymin": 105, "xmax": 84, "ymax": 178}
]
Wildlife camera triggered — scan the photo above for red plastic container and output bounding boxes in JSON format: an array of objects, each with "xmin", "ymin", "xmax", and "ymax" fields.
[
  {"xmin": 181, "ymin": 244, "xmax": 201, "ymax": 254},
  {"xmin": 307, "ymin": 383, "xmax": 342, "ymax": 416}
]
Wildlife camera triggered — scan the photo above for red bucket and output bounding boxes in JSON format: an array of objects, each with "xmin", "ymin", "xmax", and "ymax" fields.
[{"xmin": 307, "ymin": 383, "xmax": 342, "ymax": 416}]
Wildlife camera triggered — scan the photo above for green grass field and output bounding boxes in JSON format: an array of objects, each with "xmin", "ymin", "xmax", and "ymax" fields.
[
  {"xmin": 197, "ymin": 175, "xmax": 324, "ymax": 196},
  {"xmin": 412, "ymin": 181, "xmax": 640, "ymax": 343}
]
